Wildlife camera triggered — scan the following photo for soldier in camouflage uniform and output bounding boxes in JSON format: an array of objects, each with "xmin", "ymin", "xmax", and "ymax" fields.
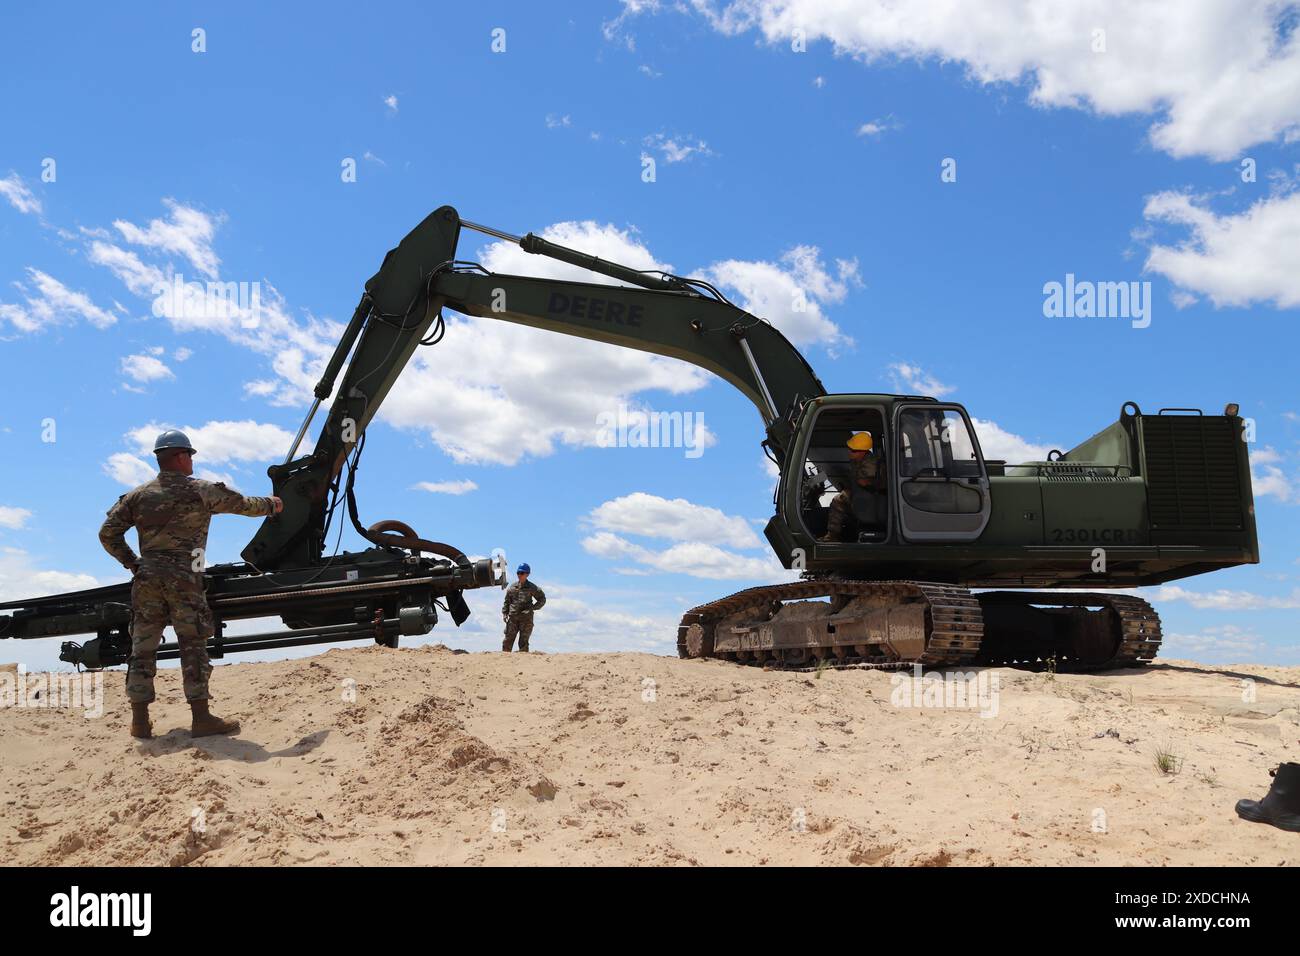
[
  {"xmin": 502, "ymin": 563, "xmax": 546, "ymax": 653},
  {"xmin": 822, "ymin": 432, "xmax": 885, "ymax": 542},
  {"xmin": 98, "ymin": 429, "xmax": 282, "ymax": 740}
]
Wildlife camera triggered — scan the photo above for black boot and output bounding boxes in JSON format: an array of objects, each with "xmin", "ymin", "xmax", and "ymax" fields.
[{"xmin": 1235, "ymin": 762, "xmax": 1300, "ymax": 833}]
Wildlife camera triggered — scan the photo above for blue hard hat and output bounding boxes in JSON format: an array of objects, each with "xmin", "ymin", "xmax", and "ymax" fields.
[
  {"xmin": 153, "ymin": 429, "xmax": 196, "ymax": 454},
  {"xmin": 517, "ymin": 563, "xmax": 531, "ymax": 574}
]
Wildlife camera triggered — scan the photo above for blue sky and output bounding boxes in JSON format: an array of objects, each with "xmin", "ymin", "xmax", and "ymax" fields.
[{"xmin": 2, "ymin": 1, "xmax": 1298, "ymax": 669}]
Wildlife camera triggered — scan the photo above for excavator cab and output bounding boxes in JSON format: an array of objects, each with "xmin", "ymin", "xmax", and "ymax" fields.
[
  {"xmin": 786, "ymin": 395, "xmax": 992, "ymax": 551},
  {"xmin": 796, "ymin": 404, "xmax": 890, "ymax": 542}
]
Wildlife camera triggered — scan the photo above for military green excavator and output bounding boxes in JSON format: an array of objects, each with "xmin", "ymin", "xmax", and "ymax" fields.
[{"xmin": 1, "ymin": 206, "xmax": 1259, "ymax": 671}]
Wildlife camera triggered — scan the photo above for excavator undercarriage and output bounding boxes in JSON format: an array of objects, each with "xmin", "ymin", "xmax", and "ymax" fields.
[{"xmin": 678, "ymin": 580, "xmax": 1162, "ymax": 672}]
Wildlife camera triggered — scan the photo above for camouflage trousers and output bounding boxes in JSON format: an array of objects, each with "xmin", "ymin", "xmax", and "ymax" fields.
[
  {"xmin": 126, "ymin": 562, "xmax": 215, "ymax": 704},
  {"xmin": 502, "ymin": 613, "xmax": 534, "ymax": 652},
  {"xmin": 824, "ymin": 489, "xmax": 885, "ymax": 542},
  {"xmin": 824, "ymin": 491, "xmax": 854, "ymax": 541}
]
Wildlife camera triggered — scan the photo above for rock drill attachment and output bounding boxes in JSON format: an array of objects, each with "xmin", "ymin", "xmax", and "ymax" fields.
[{"xmin": 0, "ymin": 548, "xmax": 505, "ymax": 670}]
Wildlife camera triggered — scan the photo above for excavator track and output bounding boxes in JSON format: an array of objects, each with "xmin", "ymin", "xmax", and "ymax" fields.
[
  {"xmin": 677, "ymin": 581, "xmax": 1162, "ymax": 672},
  {"xmin": 677, "ymin": 580, "xmax": 984, "ymax": 670},
  {"xmin": 973, "ymin": 591, "xmax": 1162, "ymax": 670}
]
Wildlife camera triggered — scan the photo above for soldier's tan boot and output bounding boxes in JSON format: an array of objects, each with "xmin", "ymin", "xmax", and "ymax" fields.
[
  {"xmin": 189, "ymin": 699, "xmax": 240, "ymax": 737},
  {"xmin": 129, "ymin": 702, "xmax": 152, "ymax": 740}
]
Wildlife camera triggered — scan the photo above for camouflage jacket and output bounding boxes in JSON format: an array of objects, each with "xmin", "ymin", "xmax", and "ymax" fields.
[
  {"xmin": 503, "ymin": 579, "xmax": 546, "ymax": 617},
  {"xmin": 849, "ymin": 455, "xmax": 884, "ymax": 491},
  {"xmin": 99, "ymin": 472, "xmax": 275, "ymax": 571}
]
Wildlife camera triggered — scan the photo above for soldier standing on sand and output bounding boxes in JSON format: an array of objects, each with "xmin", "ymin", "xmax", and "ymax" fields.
[
  {"xmin": 502, "ymin": 563, "xmax": 546, "ymax": 653},
  {"xmin": 98, "ymin": 429, "xmax": 283, "ymax": 740}
]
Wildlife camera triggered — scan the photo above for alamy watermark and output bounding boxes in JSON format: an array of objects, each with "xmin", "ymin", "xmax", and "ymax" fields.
[
  {"xmin": 151, "ymin": 273, "xmax": 262, "ymax": 328},
  {"xmin": 889, "ymin": 664, "xmax": 1000, "ymax": 718},
  {"xmin": 1, "ymin": 665, "xmax": 103, "ymax": 719},
  {"xmin": 1043, "ymin": 274, "xmax": 1151, "ymax": 329},
  {"xmin": 595, "ymin": 403, "xmax": 707, "ymax": 459},
  {"xmin": 50, "ymin": 886, "xmax": 151, "ymax": 936}
]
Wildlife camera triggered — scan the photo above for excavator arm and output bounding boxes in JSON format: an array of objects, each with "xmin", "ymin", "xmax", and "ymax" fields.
[{"xmin": 244, "ymin": 205, "xmax": 825, "ymax": 570}]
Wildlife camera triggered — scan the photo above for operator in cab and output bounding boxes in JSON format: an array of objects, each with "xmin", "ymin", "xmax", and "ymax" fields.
[{"xmin": 821, "ymin": 432, "xmax": 886, "ymax": 542}]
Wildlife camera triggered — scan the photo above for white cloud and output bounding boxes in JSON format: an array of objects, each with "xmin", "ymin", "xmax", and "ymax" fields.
[
  {"xmin": 545, "ymin": 113, "xmax": 572, "ymax": 128},
  {"xmin": 121, "ymin": 353, "xmax": 175, "ymax": 384},
  {"xmin": 123, "ymin": 419, "xmax": 295, "ymax": 466},
  {"xmin": 86, "ymin": 205, "xmax": 340, "ymax": 400},
  {"xmin": 580, "ymin": 491, "xmax": 793, "ymax": 581},
  {"xmin": 412, "ymin": 480, "xmax": 479, "ymax": 495},
  {"xmin": 0, "ymin": 304, "xmax": 32, "ymax": 333},
  {"xmin": 1250, "ymin": 446, "xmax": 1295, "ymax": 502},
  {"xmin": 1142, "ymin": 190, "xmax": 1300, "ymax": 310},
  {"xmin": 643, "ymin": 132, "xmax": 714, "ymax": 163},
  {"xmin": 103, "ymin": 452, "xmax": 156, "ymax": 488},
  {"xmin": 105, "ymin": 420, "xmax": 291, "ymax": 488},
  {"xmin": 703, "ymin": 245, "xmax": 856, "ymax": 351},
  {"xmin": 888, "ymin": 361, "xmax": 953, "ymax": 397},
  {"xmin": 0, "ymin": 268, "xmax": 117, "ymax": 332},
  {"xmin": 582, "ymin": 530, "xmax": 790, "ymax": 580},
  {"xmin": 857, "ymin": 115, "xmax": 899, "ymax": 137},
  {"xmin": 1150, "ymin": 584, "xmax": 1300, "ymax": 611},
  {"xmin": 384, "ymin": 94, "xmax": 399, "ymax": 114},
  {"xmin": 650, "ymin": 0, "xmax": 1300, "ymax": 160},
  {"xmin": 112, "ymin": 198, "xmax": 221, "ymax": 278},
  {"xmin": 587, "ymin": 492, "xmax": 763, "ymax": 548},
  {"xmin": 0, "ymin": 548, "xmax": 100, "ymax": 603},
  {"xmin": 970, "ymin": 417, "xmax": 1054, "ymax": 463},
  {"xmin": 380, "ymin": 221, "xmax": 712, "ymax": 465},
  {"xmin": 87, "ymin": 239, "xmax": 165, "ymax": 296},
  {"xmin": 1161, "ymin": 624, "xmax": 1265, "ymax": 659},
  {"xmin": 0, "ymin": 506, "xmax": 33, "ymax": 530},
  {"xmin": 174, "ymin": 346, "xmax": 193, "ymax": 361},
  {"xmin": 0, "ymin": 172, "xmax": 41, "ymax": 215}
]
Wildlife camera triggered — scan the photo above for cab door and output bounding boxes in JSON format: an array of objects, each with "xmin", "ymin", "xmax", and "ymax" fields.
[{"xmin": 893, "ymin": 403, "xmax": 991, "ymax": 542}]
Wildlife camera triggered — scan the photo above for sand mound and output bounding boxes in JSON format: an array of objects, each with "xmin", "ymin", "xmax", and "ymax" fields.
[{"xmin": 1, "ymin": 645, "xmax": 1297, "ymax": 866}]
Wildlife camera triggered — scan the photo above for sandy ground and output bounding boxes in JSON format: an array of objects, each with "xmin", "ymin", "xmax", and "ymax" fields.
[{"xmin": 0, "ymin": 647, "xmax": 1297, "ymax": 866}]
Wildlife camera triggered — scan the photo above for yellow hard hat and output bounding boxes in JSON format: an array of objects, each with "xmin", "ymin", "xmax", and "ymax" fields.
[{"xmin": 847, "ymin": 432, "xmax": 873, "ymax": 452}]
